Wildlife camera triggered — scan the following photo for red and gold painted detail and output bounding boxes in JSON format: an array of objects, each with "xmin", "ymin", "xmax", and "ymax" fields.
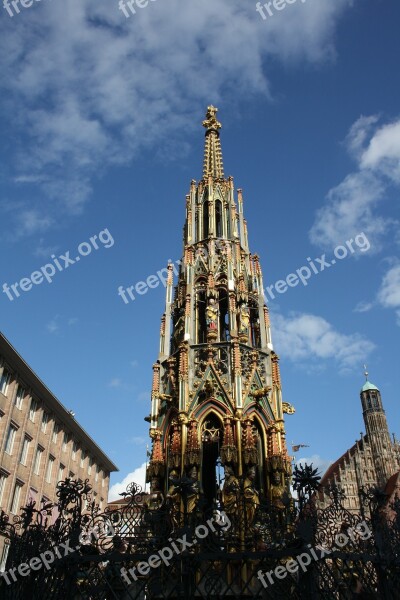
[{"xmin": 145, "ymin": 107, "xmax": 291, "ymax": 506}]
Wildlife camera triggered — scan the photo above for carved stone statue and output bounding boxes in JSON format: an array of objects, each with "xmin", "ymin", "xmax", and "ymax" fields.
[
  {"xmin": 270, "ymin": 470, "xmax": 286, "ymax": 510},
  {"xmin": 206, "ymin": 298, "xmax": 218, "ymax": 330},
  {"xmin": 166, "ymin": 470, "xmax": 180, "ymax": 505},
  {"xmin": 186, "ymin": 465, "xmax": 200, "ymax": 514},
  {"xmin": 243, "ymin": 466, "xmax": 260, "ymax": 526},
  {"xmin": 222, "ymin": 465, "xmax": 240, "ymax": 519},
  {"xmin": 147, "ymin": 476, "xmax": 164, "ymax": 511},
  {"xmin": 239, "ymin": 303, "xmax": 250, "ymax": 335}
]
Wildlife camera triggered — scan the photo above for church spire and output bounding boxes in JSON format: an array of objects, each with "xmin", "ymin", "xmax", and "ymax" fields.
[
  {"xmin": 202, "ymin": 105, "xmax": 224, "ymax": 179},
  {"xmin": 360, "ymin": 375, "xmax": 399, "ymax": 487}
]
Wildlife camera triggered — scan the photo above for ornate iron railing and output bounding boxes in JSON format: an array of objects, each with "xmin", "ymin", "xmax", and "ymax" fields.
[{"xmin": 1, "ymin": 466, "xmax": 400, "ymax": 598}]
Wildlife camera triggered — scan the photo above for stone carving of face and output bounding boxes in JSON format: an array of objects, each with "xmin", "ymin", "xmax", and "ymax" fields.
[
  {"xmin": 151, "ymin": 477, "xmax": 160, "ymax": 492},
  {"xmin": 272, "ymin": 471, "xmax": 281, "ymax": 485},
  {"xmin": 247, "ymin": 466, "xmax": 256, "ymax": 481}
]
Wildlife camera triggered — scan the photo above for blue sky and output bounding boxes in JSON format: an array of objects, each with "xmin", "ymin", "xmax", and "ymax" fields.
[{"xmin": 1, "ymin": 0, "xmax": 399, "ymax": 499}]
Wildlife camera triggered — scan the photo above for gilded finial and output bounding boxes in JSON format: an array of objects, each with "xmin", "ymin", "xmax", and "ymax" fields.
[
  {"xmin": 202, "ymin": 105, "xmax": 222, "ymax": 132},
  {"xmin": 363, "ymin": 364, "xmax": 368, "ymax": 381},
  {"xmin": 202, "ymin": 105, "xmax": 224, "ymax": 178}
]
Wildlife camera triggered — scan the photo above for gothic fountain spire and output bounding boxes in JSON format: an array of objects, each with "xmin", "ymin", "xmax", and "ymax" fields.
[
  {"xmin": 147, "ymin": 105, "xmax": 293, "ymax": 523},
  {"xmin": 202, "ymin": 105, "xmax": 224, "ymax": 179}
]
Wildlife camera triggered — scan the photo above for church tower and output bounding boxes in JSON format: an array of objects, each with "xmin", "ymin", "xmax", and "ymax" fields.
[
  {"xmin": 146, "ymin": 106, "xmax": 292, "ymax": 512},
  {"xmin": 360, "ymin": 370, "xmax": 399, "ymax": 488}
]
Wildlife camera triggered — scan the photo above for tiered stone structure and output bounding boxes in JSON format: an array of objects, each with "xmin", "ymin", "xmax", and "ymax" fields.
[{"xmin": 146, "ymin": 106, "xmax": 293, "ymax": 512}]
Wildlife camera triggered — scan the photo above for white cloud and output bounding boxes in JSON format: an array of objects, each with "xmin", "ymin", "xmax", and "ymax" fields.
[
  {"xmin": 377, "ymin": 262, "xmax": 400, "ymax": 325},
  {"xmin": 0, "ymin": 0, "xmax": 355, "ymax": 234},
  {"xmin": 109, "ymin": 462, "xmax": 147, "ymax": 501},
  {"xmin": 360, "ymin": 120, "xmax": 400, "ymax": 182},
  {"xmin": 310, "ymin": 115, "xmax": 400, "ymax": 250},
  {"xmin": 345, "ymin": 114, "xmax": 380, "ymax": 159},
  {"xmin": 272, "ymin": 311, "xmax": 375, "ymax": 373},
  {"xmin": 34, "ymin": 239, "xmax": 59, "ymax": 259},
  {"xmin": 353, "ymin": 300, "xmax": 374, "ymax": 313},
  {"xmin": 296, "ymin": 454, "xmax": 332, "ymax": 479},
  {"xmin": 46, "ymin": 314, "xmax": 79, "ymax": 333},
  {"xmin": 46, "ymin": 317, "xmax": 60, "ymax": 334},
  {"xmin": 108, "ymin": 377, "xmax": 123, "ymax": 389},
  {"xmin": 129, "ymin": 436, "xmax": 147, "ymax": 446},
  {"xmin": 17, "ymin": 209, "xmax": 54, "ymax": 237}
]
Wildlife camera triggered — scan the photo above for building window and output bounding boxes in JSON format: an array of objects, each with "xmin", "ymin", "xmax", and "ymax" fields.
[
  {"xmin": 0, "ymin": 542, "xmax": 10, "ymax": 572},
  {"xmin": 15, "ymin": 385, "xmax": 25, "ymax": 410},
  {"xmin": 80, "ymin": 451, "xmax": 86, "ymax": 468},
  {"xmin": 33, "ymin": 447, "xmax": 43, "ymax": 475},
  {"xmin": 69, "ymin": 471, "xmax": 75, "ymax": 479},
  {"xmin": 88, "ymin": 457, "xmax": 93, "ymax": 475},
  {"xmin": 95, "ymin": 466, "xmax": 99, "ymax": 482},
  {"xmin": 45, "ymin": 457, "xmax": 55, "ymax": 483},
  {"xmin": 101, "ymin": 473, "xmax": 105, "ymax": 488},
  {"xmin": 28, "ymin": 487, "xmax": 37, "ymax": 503},
  {"xmin": 0, "ymin": 473, "xmax": 7, "ymax": 506},
  {"xmin": 72, "ymin": 442, "xmax": 78, "ymax": 461},
  {"xmin": 10, "ymin": 482, "xmax": 23, "ymax": 514},
  {"xmin": 5, "ymin": 424, "xmax": 17, "ymax": 455},
  {"xmin": 0, "ymin": 369, "xmax": 11, "ymax": 396},
  {"xmin": 19, "ymin": 436, "xmax": 31, "ymax": 465},
  {"xmin": 52, "ymin": 423, "xmax": 59, "ymax": 444},
  {"xmin": 58, "ymin": 464, "xmax": 65, "ymax": 482},
  {"xmin": 41, "ymin": 412, "xmax": 49, "ymax": 433},
  {"xmin": 62, "ymin": 433, "xmax": 69, "ymax": 452},
  {"xmin": 29, "ymin": 399, "xmax": 38, "ymax": 422}
]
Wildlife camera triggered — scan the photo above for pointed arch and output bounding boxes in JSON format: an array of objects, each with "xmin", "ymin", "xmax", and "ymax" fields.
[{"xmin": 192, "ymin": 396, "xmax": 233, "ymax": 423}]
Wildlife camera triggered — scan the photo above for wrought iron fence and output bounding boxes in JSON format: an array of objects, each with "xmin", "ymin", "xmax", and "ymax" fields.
[{"xmin": 1, "ymin": 465, "xmax": 400, "ymax": 599}]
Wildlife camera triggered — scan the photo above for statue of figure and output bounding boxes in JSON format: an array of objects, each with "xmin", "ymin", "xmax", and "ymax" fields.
[
  {"xmin": 239, "ymin": 303, "xmax": 250, "ymax": 334},
  {"xmin": 270, "ymin": 470, "xmax": 286, "ymax": 510},
  {"xmin": 147, "ymin": 476, "xmax": 164, "ymax": 511},
  {"xmin": 166, "ymin": 470, "xmax": 180, "ymax": 506},
  {"xmin": 206, "ymin": 298, "xmax": 218, "ymax": 331},
  {"xmin": 186, "ymin": 465, "xmax": 200, "ymax": 514},
  {"xmin": 244, "ymin": 466, "xmax": 260, "ymax": 526},
  {"xmin": 166, "ymin": 469, "xmax": 181, "ymax": 527},
  {"xmin": 222, "ymin": 465, "xmax": 240, "ymax": 519}
]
